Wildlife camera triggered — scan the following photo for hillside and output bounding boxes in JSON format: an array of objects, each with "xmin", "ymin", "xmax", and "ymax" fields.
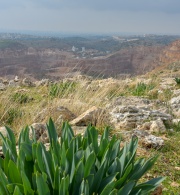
[{"xmin": 0, "ymin": 34, "xmax": 179, "ymax": 79}]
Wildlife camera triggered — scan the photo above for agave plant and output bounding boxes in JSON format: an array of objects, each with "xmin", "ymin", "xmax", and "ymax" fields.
[{"xmin": 0, "ymin": 118, "xmax": 164, "ymax": 195}]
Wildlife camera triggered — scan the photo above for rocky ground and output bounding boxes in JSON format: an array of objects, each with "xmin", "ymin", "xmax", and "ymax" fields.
[{"xmin": 0, "ymin": 73, "xmax": 180, "ymax": 194}]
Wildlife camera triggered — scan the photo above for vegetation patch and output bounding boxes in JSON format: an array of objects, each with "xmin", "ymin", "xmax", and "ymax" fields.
[{"xmin": 0, "ymin": 119, "xmax": 164, "ymax": 194}]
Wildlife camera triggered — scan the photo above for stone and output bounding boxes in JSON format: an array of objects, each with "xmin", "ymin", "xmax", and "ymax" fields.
[
  {"xmin": 0, "ymin": 126, "xmax": 7, "ymax": 137},
  {"xmin": 35, "ymin": 79, "xmax": 50, "ymax": 87},
  {"xmin": 150, "ymin": 118, "xmax": 166, "ymax": 133},
  {"xmin": 109, "ymin": 105, "xmax": 171, "ymax": 130},
  {"xmin": 8, "ymin": 80, "xmax": 18, "ymax": 87},
  {"xmin": 142, "ymin": 135, "xmax": 164, "ymax": 149},
  {"xmin": 29, "ymin": 123, "xmax": 48, "ymax": 143},
  {"xmin": 0, "ymin": 83, "xmax": 6, "ymax": 91},
  {"xmin": 56, "ymin": 106, "xmax": 76, "ymax": 125},
  {"xmin": 151, "ymin": 186, "xmax": 163, "ymax": 195},
  {"xmin": 14, "ymin": 76, "xmax": 19, "ymax": 82},
  {"xmin": 22, "ymin": 78, "xmax": 35, "ymax": 87},
  {"xmin": 34, "ymin": 106, "xmax": 76, "ymax": 124},
  {"xmin": 70, "ymin": 106, "xmax": 103, "ymax": 126}
]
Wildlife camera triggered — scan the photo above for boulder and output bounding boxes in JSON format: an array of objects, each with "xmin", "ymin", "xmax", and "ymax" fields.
[
  {"xmin": 56, "ymin": 106, "xmax": 76, "ymax": 125},
  {"xmin": 29, "ymin": 123, "xmax": 48, "ymax": 143},
  {"xmin": 149, "ymin": 118, "xmax": 166, "ymax": 133},
  {"xmin": 34, "ymin": 106, "xmax": 76, "ymax": 124},
  {"xmin": 70, "ymin": 106, "xmax": 103, "ymax": 126}
]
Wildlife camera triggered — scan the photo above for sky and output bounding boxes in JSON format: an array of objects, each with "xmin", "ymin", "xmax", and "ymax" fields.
[{"xmin": 0, "ymin": 0, "xmax": 180, "ymax": 35}]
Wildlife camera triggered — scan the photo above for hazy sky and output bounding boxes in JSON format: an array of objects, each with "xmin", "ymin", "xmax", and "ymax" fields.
[{"xmin": 0, "ymin": 0, "xmax": 180, "ymax": 34}]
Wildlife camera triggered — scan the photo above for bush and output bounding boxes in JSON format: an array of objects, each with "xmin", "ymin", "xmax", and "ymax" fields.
[
  {"xmin": 132, "ymin": 82, "xmax": 154, "ymax": 96},
  {"xmin": 49, "ymin": 81, "xmax": 77, "ymax": 98},
  {"xmin": 5, "ymin": 108, "xmax": 22, "ymax": 125},
  {"xmin": 174, "ymin": 77, "xmax": 180, "ymax": 85},
  {"xmin": 11, "ymin": 93, "xmax": 30, "ymax": 104},
  {"xmin": 0, "ymin": 119, "xmax": 164, "ymax": 194}
]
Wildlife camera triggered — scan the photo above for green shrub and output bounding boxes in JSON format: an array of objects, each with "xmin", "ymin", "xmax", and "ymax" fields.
[
  {"xmin": 49, "ymin": 81, "xmax": 77, "ymax": 98},
  {"xmin": 0, "ymin": 119, "xmax": 164, "ymax": 194},
  {"xmin": 172, "ymin": 121, "xmax": 180, "ymax": 132},
  {"xmin": 132, "ymin": 82, "xmax": 154, "ymax": 96},
  {"xmin": 174, "ymin": 77, "xmax": 180, "ymax": 85},
  {"xmin": 5, "ymin": 108, "xmax": 22, "ymax": 125},
  {"xmin": 11, "ymin": 93, "xmax": 31, "ymax": 104}
]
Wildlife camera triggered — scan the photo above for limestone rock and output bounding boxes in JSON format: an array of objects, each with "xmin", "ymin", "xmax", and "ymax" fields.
[
  {"xmin": 34, "ymin": 106, "xmax": 76, "ymax": 124},
  {"xmin": 29, "ymin": 123, "xmax": 48, "ymax": 143},
  {"xmin": 22, "ymin": 78, "xmax": 35, "ymax": 87},
  {"xmin": 143, "ymin": 135, "xmax": 164, "ymax": 149},
  {"xmin": 109, "ymin": 105, "xmax": 172, "ymax": 130},
  {"xmin": 56, "ymin": 106, "xmax": 76, "ymax": 125},
  {"xmin": 70, "ymin": 106, "xmax": 103, "ymax": 126},
  {"xmin": 14, "ymin": 76, "xmax": 19, "ymax": 82},
  {"xmin": 150, "ymin": 118, "xmax": 166, "ymax": 133},
  {"xmin": 8, "ymin": 80, "xmax": 19, "ymax": 87},
  {"xmin": 169, "ymin": 95, "xmax": 180, "ymax": 117},
  {"xmin": 35, "ymin": 79, "xmax": 50, "ymax": 87},
  {"xmin": 0, "ymin": 126, "xmax": 7, "ymax": 137},
  {"xmin": 0, "ymin": 83, "xmax": 6, "ymax": 91}
]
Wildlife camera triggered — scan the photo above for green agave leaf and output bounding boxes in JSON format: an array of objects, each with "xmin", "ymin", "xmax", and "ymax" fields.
[
  {"xmin": 7, "ymin": 183, "xmax": 24, "ymax": 194},
  {"xmin": 3, "ymin": 150, "xmax": 10, "ymax": 175},
  {"xmin": 59, "ymin": 175, "xmax": 69, "ymax": 195},
  {"xmin": 90, "ymin": 163, "xmax": 105, "ymax": 194},
  {"xmin": 42, "ymin": 146, "xmax": 54, "ymax": 186},
  {"xmin": 89, "ymin": 127, "xmax": 99, "ymax": 155},
  {"xmin": 8, "ymin": 160, "xmax": 22, "ymax": 184},
  {"xmin": 119, "ymin": 143, "xmax": 127, "ymax": 177},
  {"xmin": 21, "ymin": 171, "xmax": 34, "ymax": 195},
  {"xmin": 124, "ymin": 138, "xmax": 138, "ymax": 171},
  {"xmin": 79, "ymin": 179, "xmax": 89, "ymax": 195},
  {"xmin": 53, "ymin": 166, "xmax": 61, "ymax": 193},
  {"xmin": 109, "ymin": 189, "xmax": 118, "ymax": 195},
  {"xmin": 36, "ymin": 172, "xmax": 50, "ymax": 195},
  {"xmin": 0, "ymin": 168, "xmax": 9, "ymax": 195},
  {"xmin": 100, "ymin": 179, "xmax": 116, "ymax": 195},
  {"xmin": 101, "ymin": 127, "xmax": 109, "ymax": 141},
  {"xmin": 36, "ymin": 143, "xmax": 45, "ymax": 173},
  {"xmin": 13, "ymin": 186, "xmax": 23, "ymax": 195},
  {"xmin": 131, "ymin": 177, "xmax": 165, "ymax": 195},
  {"xmin": 47, "ymin": 118, "xmax": 58, "ymax": 143},
  {"xmin": 0, "ymin": 132, "xmax": 17, "ymax": 162},
  {"xmin": 115, "ymin": 163, "xmax": 133, "ymax": 189},
  {"xmin": 98, "ymin": 173, "xmax": 118, "ymax": 194},
  {"xmin": 118, "ymin": 181, "xmax": 136, "ymax": 195},
  {"xmin": 4, "ymin": 126, "xmax": 16, "ymax": 146},
  {"xmin": 109, "ymin": 139, "xmax": 120, "ymax": 164},
  {"xmin": 71, "ymin": 159, "xmax": 84, "ymax": 195},
  {"xmin": 129, "ymin": 155, "xmax": 158, "ymax": 181},
  {"xmin": 21, "ymin": 143, "xmax": 33, "ymax": 161},
  {"xmin": 84, "ymin": 151, "xmax": 96, "ymax": 178}
]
